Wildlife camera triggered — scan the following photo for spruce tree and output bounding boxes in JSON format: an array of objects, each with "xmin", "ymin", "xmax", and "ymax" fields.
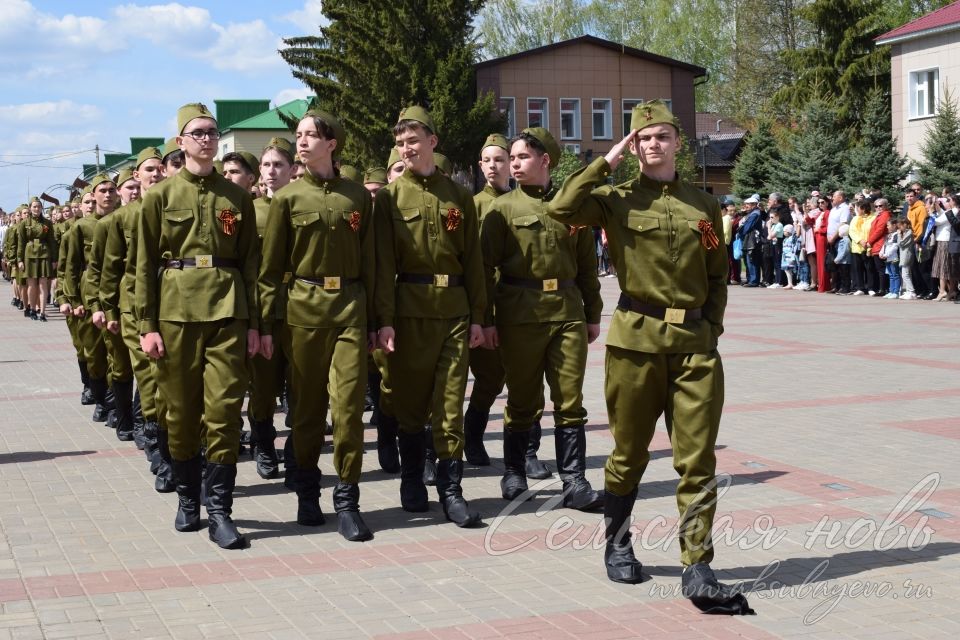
[
  {"xmin": 917, "ymin": 87, "xmax": 960, "ymax": 190},
  {"xmin": 768, "ymin": 100, "xmax": 848, "ymax": 199},
  {"xmin": 844, "ymin": 88, "xmax": 909, "ymax": 201},
  {"xmin": 730, "ymin": 119, "xmax": 778, "ymax": 199}
]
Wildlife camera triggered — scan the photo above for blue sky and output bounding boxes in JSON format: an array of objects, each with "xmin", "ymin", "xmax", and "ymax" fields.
[{"xmin": 0, "ymin": 0, "xmax": 327, "ymax": 209}]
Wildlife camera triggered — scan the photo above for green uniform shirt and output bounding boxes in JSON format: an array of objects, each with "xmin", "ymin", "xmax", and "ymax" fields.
[
  {"xmin": 83, "ymin": 213, "xmax": 115, "ymax": 313},
  {"xmin": 54, "ymin": 219, "xmax": 74, "ymax": 305},
  {"xmin": 2, "ymin": 221, "xmax": 19, "ymax": 263},
  {"xmin": 548, "ymin": 158, "xmax": 727, "ymax": 354},
  {"xmin": 99, "ymin": 202, "xmax": 139, "ymax": 323},
  {"xmin": 63, "ymin": 213, "xmax": 106, "ymax": 308},
  {"xmin": 481, "ymin": 184, "xmax": 601, "ymax": 327},
  {"xmin": 136, "ymin": 167, "xmax": 259, "ymax": 334},
  {"xmin": 259, "ymin": 172, "xmax": 374, "ymax": 333},
  {"xmin": 17, "ymin": 217, "xmax": 56, "ymax": 262},
  {"xmin": 373, "ymin": 169, "xmax": 486, "ymax": 328},
  {"xmin": 474, "ymin": 184, "xmax": 509, "ymax": 222}
]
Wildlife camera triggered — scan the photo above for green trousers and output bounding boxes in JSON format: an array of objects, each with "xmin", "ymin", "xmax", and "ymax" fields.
[
  {"xmin": 384, "ymin": 316, "xmax": 469, "ymax": 460},
  {"xmin": 66, "ymin": 315, "xmax": 84, "ymax": 361},
  {"xmin": 122, "ymin": 312, "xmax": 157, "ymax": 421},
  {"xmin": 373, "ymin": 348, "xmax": 392, "ymax": 416},
  {"xmin": 499, "ymin": 320, "xmax": 586, "ymax": 432},
  {"xmin": 467, "ymin": 345, "xmax": 504, "ymax": 411},
  {"xmin": 284, "ymin": 324, "xmax": 366, "ymax": 482},
  {"xmin": 103, "ymin": 324, "xmax": 133, "ymax": 383},
  {"xmin": 604, "ymin": 346, "xmax": 724, "ymax": 566},
  {"xmin": 248, "ymin": 321, "xmax": 285, "ymax": 422},
  {"xmin": 78, "ymin": 315, "xmax": 108, "ymax": 379},
  {"xmin": 155, "ymin": 320, "xmax": 248, "ymax": 464}
]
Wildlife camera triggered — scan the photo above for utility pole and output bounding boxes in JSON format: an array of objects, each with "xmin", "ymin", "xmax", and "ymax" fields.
[{"xmin": 95, "ymin": 144, "xmax": 101, "ymax": 174}]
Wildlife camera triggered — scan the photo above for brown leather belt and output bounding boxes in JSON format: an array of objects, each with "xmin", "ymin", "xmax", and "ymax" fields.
[
  {"xmin": 398, "ymin": 273, "xmax": 464, "ymax": 287},
  {"xmin": 500, "ymin": 274, "xmax": 575, "ymax": 292},
  {"xmin": 165, "ymin": 256, "xmax": 239, "ymax": 269},
  {"xmin": 617, "ymin": 293, "xmax": 701, "ymax": 324},
  {"xmin": 294, "ymin": 275, "xmax": 360, "ymax": 291}
]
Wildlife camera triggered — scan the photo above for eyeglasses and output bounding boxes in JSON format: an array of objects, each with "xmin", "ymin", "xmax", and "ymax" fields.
[{"xmin": 182, "ymin": 129, "xmax": 221, "ymax": 141}]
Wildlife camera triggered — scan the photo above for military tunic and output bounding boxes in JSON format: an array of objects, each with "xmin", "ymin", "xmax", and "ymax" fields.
[
  {"xmin": 136, "ymin": 167, "xmax": 259, "ymax": 464},
  {"xmin": 481, "ymin": 184, "xmax": 601, "ymax": 432},
  {"xmin": 54, "ymin": 219, "xmax": 84, "ymax": 360},
  {"xmin": 3, "ymin": 221, "xmax": 22, "ymax": 284},
  {"xmin": 86, "ymin": 215, "xmax": 133, "ymax": 383},
  {"xmin": 548, "ymin": 158, "xmax": 728, "ymax": 566},
  {"xmin": 63, "ymin": 214, "xmax": 109, "ymax": 379},
  {"xmin": 16, "ymin": 217, "xmax": 56, "ymax": 279},
  {"xmin": 373, "ymin": 169, "xmax": 486, "ymax": 458},
  {"xmin": 259, "ymin": 172, "xmax": 374, "ymax": 480}
]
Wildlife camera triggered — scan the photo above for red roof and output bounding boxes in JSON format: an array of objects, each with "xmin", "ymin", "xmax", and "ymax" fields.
[{"xmin": 876, "ymin": 0, "xmax": 960, "ymax": 43}]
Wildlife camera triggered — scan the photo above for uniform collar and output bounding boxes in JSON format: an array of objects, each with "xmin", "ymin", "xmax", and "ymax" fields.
[
  {"xmin": 636, "ymin": 171, "xmax": 680, "ymax": 192},
  {"xmin": 518, "ymin": 182, "xmax": 554, "ymax": 201},
  {"xmin": 302, "ymin": 171, "xmax": 339, "ymax": 189},
  {"xmin": 400, "ymin": 168, "xmax": 443, "ymax": 188},
  {"xmin": 483, "ymin": 184, "xmax": 509, "ymax": 198},
  {"xmin": 178, "ymin": 166, "xmax": 219, "ymax": 189}
]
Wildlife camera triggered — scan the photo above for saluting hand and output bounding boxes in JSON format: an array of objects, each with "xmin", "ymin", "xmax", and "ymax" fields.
[
  {"xmin": 378, "ymin": 326, "xmax": 396, "ymax": 353},
  {"xmin": 604, "ymin": 130, "xmax": 637, "ymax": 171},
  {"xmin": 260, "ymin": 335, "xmax": 274, "ymax": 360},
  {"xmin": 468, "ymin": 324, "xmax": 484, "ymax": 349},
  {"xmin": 246, "ymin": 329, "xmax": 260, "ymax": 358},
  {"xmin": 141, "ymin": 332, "xmax": 165, "ymax": 359}
]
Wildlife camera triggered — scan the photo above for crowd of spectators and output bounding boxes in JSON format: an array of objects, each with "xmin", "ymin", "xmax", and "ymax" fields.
[{"xmin": 723, "ymin": 183, "xmax": 960, "ymax": 302}]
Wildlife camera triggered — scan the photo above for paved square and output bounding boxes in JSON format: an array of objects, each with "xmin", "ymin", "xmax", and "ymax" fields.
[{"xmin": 1, "ymin": 280, "xmax": 958, "ymax": 639}]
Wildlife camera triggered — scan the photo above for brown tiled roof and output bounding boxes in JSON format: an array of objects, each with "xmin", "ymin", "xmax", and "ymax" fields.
[{"xmin": 696, "ymin": 113, "xmax": 746, "ymax": 137}]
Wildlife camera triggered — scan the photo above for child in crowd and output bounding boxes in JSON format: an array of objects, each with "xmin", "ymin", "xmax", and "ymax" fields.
[
  {"xmin": 834, "ymin": 224, "xmax": 852, "ymax": 294},
  {"xmin": 767, "ymin": 210, "xmax": 784, "ymax": 288},
  {"xmin": 897, "ymin": 217, "xmax": 917, "ymax": 300},
  {"xmin": 780, "ymin": 224, "xmax": 798, "ymax": 289},
  {"xmin": 881, "ymin": 217, "xmax": 901, "ymax": 299}
]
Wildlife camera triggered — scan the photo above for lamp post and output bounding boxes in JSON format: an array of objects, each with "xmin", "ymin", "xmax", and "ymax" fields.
[{"xmin": 699, "ymin": 135, "xmax": 710, "ymax": 192}]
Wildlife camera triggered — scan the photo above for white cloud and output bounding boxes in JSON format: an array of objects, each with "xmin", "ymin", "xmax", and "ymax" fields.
[
  {"xmin": 205, "ymin": 20, "xmax": 286, "ymax": 72},
  {"xmin": 283, "ymin": 0, "xmax": 327, "ymax": 29},
  {"xmin": 0, "ymin": 100, "xmax": 101, "ymax": 123},
  {"xmin": 273, "ymin": 87, "xmax": 312, "ymax": 106}
]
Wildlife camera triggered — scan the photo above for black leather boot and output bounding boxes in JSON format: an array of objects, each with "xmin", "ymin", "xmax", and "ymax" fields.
[
  {"xmin": 376, "ymin": 411, "xmax": 400, "ymax": 474},
  {"xmin": 88, "ymin": 377, "xmax": 112, "ymax": 423},
  {"xmin": 103, "ymin": 385, "xmax": 117, "ymax": 427},
  {"xmin": 333, "ymin": 482, "xmax": 373, "ymax": 542},
  {"xmin": 682, "ymin": 563, "xmax": 755, "ymax": 615},
  {"xmin": 525, "ymin": 421, "xmax": 552, "ymax": 479},
  {"xmin": 555, "ymin": 426, "xmax": 603, "ymax": 511},
  {"xmin": 436, "ymin": 459, "xmax": 482, "ymax": 527},
  {"xmin": 143, "ymin": 420, "xmax": 161, "ymax": 473},
  {"xmin": 250, "ymin": 417, "xmax": 281, "ymax": 479},
  {"xmin": 463, "ymin": 405, "xmax": 491, "ymax": 466},
  {"xmin": 78, "ymin": 360, "xmax": 94, "ymax": 405},
  {"xmin": 500, "ymin": 427, "xmax": 530, "ymax": 501},
  {"xmin": 398, "ymin": 429, "xmax": 428, "ymax": 512},
  {"xmin": 112, "ymin": 379, "xmax": 135, "ymax": 441},
  {"xmin": 604, "ymin": 487, "xmax": 645, "ymax": 584},
  {"xmin": 367, "ymin": 370, "xmax": 382, "ymax": 426},
  {"xmin": 423, "ymin": 426, "xmax": 438, "ymax": 486},
  {"xmin": 283, "ymin": 432, "xmax": 297, "ymax": 491},
  {"xmin": 132, "ymin": 389, "xmax": 146, "ymax": 450},
  {"xmin": 155, "ymin": 429, "xmax": 175, "ymax": 493},
  {"xmin": 205, "ymin": 463, "xmax": 246, "ymax": 549},
  {"xmin": 172, "ymin": 454, "xmax": 203, "ymax": 532},
  {"xmin": 294, "ymin": 467, "xmax": 325, "ymax": 526}
]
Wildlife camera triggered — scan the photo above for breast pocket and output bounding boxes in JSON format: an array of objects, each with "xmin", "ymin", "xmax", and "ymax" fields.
[
  {"xmin": 290, "ymin": 211, "xmax": 321, "ymax": 232},
  {"xmin": 162, "ymin": 208, "xmax": 195, "ymax": 246},
  {"xmin": 512, "ymin": 213, "xmax": 555, "ymax": 249}
]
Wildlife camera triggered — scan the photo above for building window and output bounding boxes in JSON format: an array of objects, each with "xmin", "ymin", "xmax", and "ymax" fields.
[
  {"xmin": 622, "ymin": 99, "xmax": 643, "ymax": 136},
  {"xmin": 564, "ymin": 143, "xmax": 580, "ymax": 156},
  {"xmin": 560, "ymin": 99, "xmax": 581, "ymax": 140},
  {"xmin": 910, "ymin": 68, "xmax": 939, "ymax": 118},
  {"xmin": 592, "ymin": 99, "xmax": 612, "ymax": 139},
  {"xmin": 527, "ymin": 98, "xmax": 548, "ymax": 129},
  {"xmin": 499, "ymin": 97, "xmax": 516, "ymax": 137}
]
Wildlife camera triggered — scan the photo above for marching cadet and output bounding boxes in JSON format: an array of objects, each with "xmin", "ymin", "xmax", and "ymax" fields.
[
  {"xmin": 99, "ymin": 147, "xmax": 173, "ymax": 491},
  {"xmin": 247, "ymin": 138, "xmax": 295, "ymax": 480},
  {"xmin": 137, "ymin": 103, "xmax": 260, "ymax": 550},
  {"xmin": 50, "ymin": 204, "xmax": 72, "ymax": 301},
  {"xmin": 55, "ymin": 191, "xmax": 93, "ymax": 406},
  {"xmin": 374, "ymin": 106, "xmax": 486, "ymax": 527},
  {"xmin": 386, "ymin": 148, "xmax": 404, "ymax": 184},
  {"xmin": 481, "ymin": 128, "xmax": 604, "ymax": 511},
  {"xmin": 548, "ymin": 101, "xmax": 752, "ymax": 614},
  {"xmin": 222, "ymin": 151, "xmax": 260, "ymax": 194},
  {"xmin": 64, "ymin": 175, "xmax": 117, "ymax": 424},
  {"xmin": 87, "ymin": 171, "xmax": 137, "ymax": 441},
  {"xmin": 259, "ymin": 111, "xmax": 375, "ymax": 541},
  {"xmin": 5, "ymin": 209, "xmax": 24, "ymax": 309},
  {"xmin": 17, "ymin": 197, "xmax": 56, "ymax": 321},
  {"xmin": 160, "ymin": 137, "xmax": 184, "ymax": 175},
  {"xmin": 362, "ymin": 167, "xmax": 387, "ymax": 199}
]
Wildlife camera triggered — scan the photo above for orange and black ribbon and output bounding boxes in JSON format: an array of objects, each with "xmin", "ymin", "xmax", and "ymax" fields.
[
  {"xmin": 445, "ymin": 208, "xmax": 462, "ymax": 231},
  {"xmin": 568, "ymin": 224, "xmax": 588, "ymax": 236},
  {"xmin": 217, "ymin": 209, "xmax": 237, "ymax": 236},
  {"xmin": 698, "ymin": 219, "xmax": 720, "ymax": 250},
  {"xmin": 348, "ymin": 211, "xmax": 361, "ymax": 232}
]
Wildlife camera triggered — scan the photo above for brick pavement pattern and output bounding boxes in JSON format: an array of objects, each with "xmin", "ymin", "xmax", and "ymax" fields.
[{"xmin": 1, "ymin": 279, "xmax": 959, "ymax": 639}]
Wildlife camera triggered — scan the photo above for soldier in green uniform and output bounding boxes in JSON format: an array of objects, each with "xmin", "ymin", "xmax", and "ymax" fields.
[
  {"xmin": 259, "ymin": 111, "xmax": 375, "ymax": 540},
  {"xmin": 374, "ymin": 106, "xmax": 486, "ymax": 527},
  {"xmin": 55, "ymin": 192, "xmax": 93, "ymax": 405},
  {"xmin": 17, "ymin": 198, "xmax": 56, "ymax": 321},
  {"xmin": 63, "ymin": 176, "xmax": 117, "ymax": 423},
  {"xmin": 4, "ymin": 209, "xmax": 24, "ymax": 309},
  {"xmin": 363, "ymin": 167, "xmax": 387, "ymax": 199},
  {"xmin": 481, "ymin": 128, "xmax": 604, "ymax": 511},
  {"xmin": 137, "ymin": 103, "xmax": 259, "ymax": 549},
  {"xmin": 547, "ymin": 101, "xmax": 752, "ymax": 614},
  {"xmin": 386, "ymin": 148, "xmax": 404, "ymax": 184},
  {"xmin": 160, "ymin": 137, "xmax": 184, "ymax": 175},
  {"xmin": 99, "ymin": 147, "xmax": 172, "ymax": 489}
]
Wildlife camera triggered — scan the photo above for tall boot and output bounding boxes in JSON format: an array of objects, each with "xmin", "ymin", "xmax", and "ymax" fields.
[
  {"xmin": 500, "ymin": 427, "xmax": 530, "ymax": 501},
  {"xmin": 88, "ymin": 377, "xmax": 111, "ymax": 423},
  {"xmin": 294, "ymin": 467, "xmax": 325, "ymax": 526},
  {"xmin": 333, "ymin": 482, "xmax": 373, "ymax": 542},
  {"xmin": 132, "ymin": 389, "xmax": 146, "ymax": 450},
  {"xmin": 283, "ymin": 432, "xmax": 297, "ymax": 491},
  {"xmin": 367, "ymin": 371, "xmax": 382, "ymax": 426},
  {"xmin": 376, "ymin": 411, "xmax": 400, "ymax": 474},
  {"xmin": 525, "ymin": 422, "xmax": 552, "ymax": 479},
  {"xmin": 681, "ymin": 563, "xmax": 755, "ymax": 615},
  {"xmin": 205, "ymin": 463, "xmax": 246, "ymax": 549},
  {"xmin": 155, "ymin": 429, "xmax": 175, "ymax": 493},
  {"xmin": 112, "ymin": 379, "xmax": 135, "ymax": 441},
  {"xmin": 604, "ymin": 487, "xmax": 644, "ymax": 584},
  {"xmin": 78, "ymin": 360, "xmax": 94, "ymax": 405},
  {"xmin": 172, "ymin": 454, "xmax": 203, "ymax": 532},
  {"xmin": 555, "ymin": 426, "xmax": 603, "ymax": 511},
  {"xmin": 436, "ymin": 459, "xmax": 482, "ymax": 527},
  {"xmin": 103, "ymin": 385, "xmax": 117, "ymax": 428},
  {"xmin": 143, "ymin": 420, "xmax": 161, "ymax": 473},
  {"xmin": 423, "ymin": 426, "xmax": 438, "ymax": 486},
  {"xmin": 397, "ymin": 429, "xmax": 428, "ymax": 512},
  {"xmin": 250, "ymin": 417, "xmax": 280, "ymax": 479},
  {"xmin": 463, "ymin": 405, "xmax": 491, "ymax": 466}
]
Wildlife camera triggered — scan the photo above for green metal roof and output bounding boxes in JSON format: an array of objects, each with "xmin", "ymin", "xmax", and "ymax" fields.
[
  {"xmin": 130, "ymin": 137, "xmax": 165, "ymax": 155},
  {"xmin": 223, "ymin": 99, "xmax": 310, "ymax": 131},
  {"xmin": 215, "ymin": 99, "xmax": 271, "ymax": 129}
]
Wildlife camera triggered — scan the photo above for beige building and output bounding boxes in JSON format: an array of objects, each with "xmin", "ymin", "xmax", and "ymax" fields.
[
  {"xmin": 215, "ymin": 99, "xmax": 308, "ymax": 160},
  {"xmin": 877, "ymin": 1, "xmax": 960, "ymax": 170},
  {"xmin": 475, "ymin": 35, "xmax": 705, "ymax": 160}
]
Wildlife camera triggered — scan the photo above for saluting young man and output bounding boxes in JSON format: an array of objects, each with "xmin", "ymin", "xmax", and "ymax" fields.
[
  {"xmin": 259, "ymin": 111, "xmax": 375, "ymax": 541},
  {"xmin": 548, "ymin": 101, "xmax": 752, "ymax": 614},
  {"xmin": 374, "ymin": 106, "xmax": 486, "ymax": 527},
  {"xmin": 137, "ymin": 103, "xmax": 260, "ymax": 550}
]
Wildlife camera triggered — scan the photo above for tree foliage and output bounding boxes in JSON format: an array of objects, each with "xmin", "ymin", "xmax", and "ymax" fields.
[
  {"xmin": 768, "ymin": 100, "xmax": 849, "ymax": 198},
  {"xmin": 550, "ymin": 150, "xmax": 585, "ymax": 188},
  {"xmin": 917, "ymin": 87, "xmax": 960, "ymax": 190},
  {"xmin": 730, "ymin": 120, "xmax": 780, "ymax": 199},
  {"xmin": 844, "ymin": 87, "xmax": 909, "ymax": 200}
]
